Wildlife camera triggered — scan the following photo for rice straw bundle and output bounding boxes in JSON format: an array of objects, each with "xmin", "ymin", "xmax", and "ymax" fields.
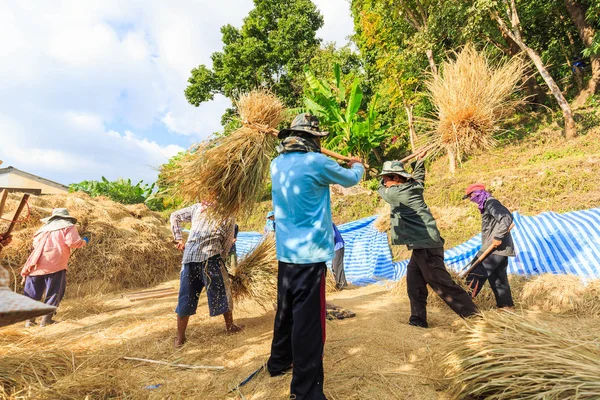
[
  {"xmin": 425, "ymin": 44, "xmax": 525, "ymax": 166},
  {"xmin": 0, "ymin": 192, "xmax": 180, "ymax": 298},
  {"xmin": 167, "ymin": 90, "xmax": 284, "ymax": 220},
  {"xmin": 230, "ymin": 234, "xmax": 278, "ymax": 309},
  {"xmin": 373, "ymin": 205, "xmax": 391, "ymax": 233},
  {"xmin": 520, "ymin": 274, "xmax": 600, "ymax": 316},
  {"xmin": 444, "ymin": 311, "xmax": 600, "ymax": 399}
]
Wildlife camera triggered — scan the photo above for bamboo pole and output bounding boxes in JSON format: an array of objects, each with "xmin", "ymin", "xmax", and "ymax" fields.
[
  {"xmin": 123, "ymin": 357, "xmax": 224, "ymax": 370},
  {"xmin": 4, "ymin": 194, "xmax": 29, "ymax": 236}
]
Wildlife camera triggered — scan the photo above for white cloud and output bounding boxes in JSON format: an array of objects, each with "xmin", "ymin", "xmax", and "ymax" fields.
[{"xmin": 0, "ymin": 0, "xmax": 354, "ymax": 184}]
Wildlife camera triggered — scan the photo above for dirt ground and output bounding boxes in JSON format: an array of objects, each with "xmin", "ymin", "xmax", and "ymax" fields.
[
  {"xmin": 1, "ymin": 280, "xmax": 466, "ymax": 399},
  {"xmin": 3, "ymin": 280, "xmax": 595, "ymax": 399}
]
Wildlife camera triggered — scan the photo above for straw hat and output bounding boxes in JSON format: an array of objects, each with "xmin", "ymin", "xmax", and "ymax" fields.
[
  {"xmin": 0, "ymin": 268, "xmax": 56, "ymax": 327},
  {"xmin": 41, "ymin": 208, "xmax": 77, "ymax": 224}
]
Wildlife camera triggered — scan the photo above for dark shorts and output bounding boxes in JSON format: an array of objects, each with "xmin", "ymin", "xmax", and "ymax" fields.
[{"xmin": 175, "ymin": 256, "xmax": 233, "ymax": 317}]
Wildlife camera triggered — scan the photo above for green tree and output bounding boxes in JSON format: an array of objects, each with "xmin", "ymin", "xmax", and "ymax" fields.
[{"xmin": 185, "ymin": 0, "xmax": 324, "ymax": 110}]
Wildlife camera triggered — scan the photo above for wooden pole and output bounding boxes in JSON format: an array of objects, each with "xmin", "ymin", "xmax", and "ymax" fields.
[
  {"xmin": 459, "ymin": 223, "xmax": 515, "ymax": 277},
  {"xmin": 0, "ymin": 190, "xmax": 8, "ymax": 219},
  {"xmin": 4, "ymin": 194, "xmax": 29, "ymax": 237},
  {"xmin": 123, "ymin": 357, "xmax": 224, "ymax": 370}
]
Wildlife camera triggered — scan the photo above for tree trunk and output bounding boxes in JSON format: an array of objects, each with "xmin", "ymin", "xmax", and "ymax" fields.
[
  {"xmin": 564, "ymin": 0, "xmax": 600, "ymax": 105},
  {"xmin": 493, "ymin": 5, "xmax": 577, "ymax": 139},
  {"xmin": 405, "ymin": 105, "xmax": 417, "ymax": 153},
  {"xmin": 426, "ymin": 49, "xmax": 438, "ymax": 75},
  {"xmin": 524, "ymin": 46, "xmax": 578, "ymax": 138},
  {"xmin": 447, "ymin": 148, "xmax": 456, "ymax": 175},
  {"xmin": 501, "ymin": 30, "xmax": 547, "ymax": 105}
]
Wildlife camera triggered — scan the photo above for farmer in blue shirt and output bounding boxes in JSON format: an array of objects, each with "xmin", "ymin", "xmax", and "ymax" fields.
[{"xmin": 267, "ymin": 113, "xmax": 364, "ymax": 400}]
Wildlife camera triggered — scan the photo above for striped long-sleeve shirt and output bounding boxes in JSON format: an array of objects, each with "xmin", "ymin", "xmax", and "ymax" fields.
[{"xmin": 170, "ymin": 204, "xmax": 235, "ymax": 264}]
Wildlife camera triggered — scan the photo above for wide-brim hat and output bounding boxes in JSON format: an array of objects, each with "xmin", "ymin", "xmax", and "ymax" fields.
[
  {"xmin": 378, "ymin": 160, "xmax": 412, "ymax": 179},
  {"xmin": 278, "ymin": 113, "xmax": 329, "ymax": 139},
  {"xmin": 41, "ymin": 208, "xmax": 77, "ymax": 224}
]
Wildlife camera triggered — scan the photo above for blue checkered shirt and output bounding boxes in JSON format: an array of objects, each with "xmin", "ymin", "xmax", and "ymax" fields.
[{"xmin": 170, "ymin": 204, "xmax": 235, "ymax": 264}]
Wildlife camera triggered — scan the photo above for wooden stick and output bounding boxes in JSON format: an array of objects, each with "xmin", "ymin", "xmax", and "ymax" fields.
[
  {"xmin": 123, "ymin": 357, "xmax": 224, "ymax": 370},
  {"xmin": 4, "ymin": 194, "xmax": 29, "ymax": 237},
  {"xmin": 123, "ymin": 287, "xmax": 175, "ymax": 297},
  {"xmin": 459, "ymin": 223, "xmax": 515, "ymax": 277},
  {"xmin": 127, "ymin": 291, "xmax": 179, "ymax": 301},
  {"xmin": 0, "ymin": 190, "xmax": 8, "ymax": 220},
  {"xmin": 399, "ymin": 144, "xmax": 437, "ymax": 163}
]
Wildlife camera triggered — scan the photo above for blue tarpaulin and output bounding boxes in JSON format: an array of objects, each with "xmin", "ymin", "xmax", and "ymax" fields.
[{"xmin": 236, "ymin": 208, "xmax": 600, "ymax": 284}]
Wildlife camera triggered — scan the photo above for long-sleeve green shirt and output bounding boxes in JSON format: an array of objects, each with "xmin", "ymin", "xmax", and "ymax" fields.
[{"xmin": 377, "ymin": 160, "xmax": 444, "ymax": 249}]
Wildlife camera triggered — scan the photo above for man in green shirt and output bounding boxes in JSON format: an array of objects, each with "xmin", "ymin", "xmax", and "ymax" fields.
[{"xmin": 377, "ymin": 153, "xmax": 478, "ymax": 328}]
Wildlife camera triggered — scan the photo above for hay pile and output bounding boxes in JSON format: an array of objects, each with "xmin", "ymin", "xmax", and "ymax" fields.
[
  {"xmin": 426, "ymin": 44, "xmax": 525, "ymax": 168},
  {"xmin": 167, "ymin": 90, "xmax": 284, "ymax": 220},
  {"xmin": 0, "ymin": 192, "xmax": 181, "ymax": 297},
  {"xmin": 444, "ymin": 311, "xmax": 600, "ymax": 399},
  {"xmin": 520, "ymin": 274, "xmax": 600, "ymax": 316}
]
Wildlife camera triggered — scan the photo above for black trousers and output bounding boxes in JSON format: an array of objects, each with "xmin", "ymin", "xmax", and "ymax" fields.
[
  {"xmin": 466, "ymin": 254, "xmax": 514, "ymax": 308},
  {"xmin": 267, "ymin": 261, "xmax": 327, "ymax": 400},
  {"xmin": 332, "ymin": 248, "xmax": 347, "ymax": 289},
  {"xmin": 407, "ymin": 247, "xmax": 478, "ymax": 327}
]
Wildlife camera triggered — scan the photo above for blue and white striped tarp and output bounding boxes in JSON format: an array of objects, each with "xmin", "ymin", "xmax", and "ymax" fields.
[{"xmin": 236, "ymin": 208, "xmax": 600, "ymax": 284}]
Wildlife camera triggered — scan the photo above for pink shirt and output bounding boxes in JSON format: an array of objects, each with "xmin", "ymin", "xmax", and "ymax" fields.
[{"xmin": 21, "ymin": 225, "xmax": 86, "ymax": 277}]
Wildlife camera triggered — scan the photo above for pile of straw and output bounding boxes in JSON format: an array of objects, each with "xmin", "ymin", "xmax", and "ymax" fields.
[
  {"xmin": 520, "ymin": 274, "xmax": 600, "ymax": 316},
  {"xmin": 444, "ymin": 311, "xmax": 600, "ymax": 399},
  {"xmin": 167, "ymin": 90, "xmax": 284, "ymax": 220},
  {"xmin": 426, "ymin": 44, "xmax": 525, "ymax": 163},
  {"xmin": 230, "ymin": 234, "xmax": 278, "ymax": 309},
  {"xmin": 0, "ymin": 192, "xmax": 181, "ymax": 297}
]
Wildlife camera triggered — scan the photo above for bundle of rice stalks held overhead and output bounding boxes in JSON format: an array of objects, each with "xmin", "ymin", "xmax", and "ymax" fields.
[
  {"xmin": 166, "ymin": 90, "xmax": 284, "ymax": 221},
  {"xmin": 425, "ymin": 44, "xmax": 525, "ymax": 169},
  {"xmin": 230, "ymin": 234, "xmax": 278, "ymax": 310},
  {"xmin": 0, "ymin": 192, "xmax": 181, "ymax": 297},
  {"xmin": 444, "ymin": 311, "xmax": 600, "ymax": 399}
]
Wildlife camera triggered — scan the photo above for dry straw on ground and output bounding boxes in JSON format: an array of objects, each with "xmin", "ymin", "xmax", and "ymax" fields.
[
  {"xmin": 167, "ymin": 90, "xmax": 284, "ymax": 221},
  {"xmin": 373, "ymin": 205, "xmax": 391, "ymax": 233},
  {"xmin": 444, "ymin": 310, "xmax": 600, "ymax": 399},
  {"xmin": 426, "ymin": 44, "xmax": 525, "ymax": 165},
  {"xmin": 0, "ymin": 192, "xmax": 181, "ymax": 297}
]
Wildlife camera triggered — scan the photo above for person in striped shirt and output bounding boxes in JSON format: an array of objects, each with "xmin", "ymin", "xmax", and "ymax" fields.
[{"xmin": 170, "ymin": 202, "xmax": 243, "ymax": 347}]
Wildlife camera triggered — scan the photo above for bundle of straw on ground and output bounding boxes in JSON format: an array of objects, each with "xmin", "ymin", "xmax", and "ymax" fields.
[
  {"xmin": 520, "ymin": 274, "xmax": 600, "ymax": 316},
  {"xmin": 425, "ymin": 44, "xmax": 525, "ymax": 171},
  {"xmin": 166, "ymin": 90, "xmax": 284, "ymax": 220},
  {"xmin": 230, "ymin": 234, "xmax": 278, "ymax": 309},
  {"xmin": 0, "ymin": 192, "xmax": 181, "ymax": 297},
  {"xmin": 444, "ymin": 310, "xmax": 600, "ymax": 399}
]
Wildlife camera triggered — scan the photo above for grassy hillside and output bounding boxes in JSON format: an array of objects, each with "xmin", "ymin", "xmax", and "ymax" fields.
[{"xmin": 239, "ymin": 109, "xmax": 600, "ymax": 260}]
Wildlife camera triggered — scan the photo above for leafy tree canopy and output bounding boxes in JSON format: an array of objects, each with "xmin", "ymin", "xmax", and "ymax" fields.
[{"xmin": 185, "ymin": 0, "xmax": 324, "ymax": 109}]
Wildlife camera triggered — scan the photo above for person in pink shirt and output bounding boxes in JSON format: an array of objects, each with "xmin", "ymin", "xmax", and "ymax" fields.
[{"xmin": 21, "ymin": 208, "xmax": 88, "ymax": 327}]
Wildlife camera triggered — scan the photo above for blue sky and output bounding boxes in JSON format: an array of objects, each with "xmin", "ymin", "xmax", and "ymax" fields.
[{"xmin": 0, "ymin": 0, "xmax": 355, "ymax": 185}]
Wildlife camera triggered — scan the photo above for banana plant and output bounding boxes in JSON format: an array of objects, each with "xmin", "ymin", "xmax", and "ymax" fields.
[{"xmin": 303, "ymin": 63, "xmax": 390, "ymax": 163}]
